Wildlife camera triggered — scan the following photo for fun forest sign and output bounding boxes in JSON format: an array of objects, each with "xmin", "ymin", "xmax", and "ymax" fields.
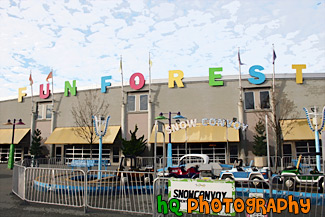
[{"xmin": 17, "ymin": 64, "xmax": 307, "ymax": 102}]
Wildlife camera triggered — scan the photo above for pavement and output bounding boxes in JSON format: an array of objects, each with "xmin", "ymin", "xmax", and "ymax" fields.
[{"xmin": 0, "ymin": 164, "xmax": 148, "ymax": 217}]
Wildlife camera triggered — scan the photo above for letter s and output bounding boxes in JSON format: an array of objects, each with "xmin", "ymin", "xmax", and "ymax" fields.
[{"xmin": 248, "ymin": 65, "xmax": 266, "ymax": 85}]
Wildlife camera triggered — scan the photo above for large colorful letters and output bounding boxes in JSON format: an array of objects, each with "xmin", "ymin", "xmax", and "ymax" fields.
[{"xmin": 18, "ymin": 64, "xmax": 308, "ymax": 102}]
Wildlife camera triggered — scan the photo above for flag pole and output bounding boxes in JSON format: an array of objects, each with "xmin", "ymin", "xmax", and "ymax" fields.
[
  {"xmin": 148, "ymin": 52, "xmax": 152, "ymax": 152},
  {"xmin": 49, "ymin": 69, "xmax": 54, "ymax": 109},
  {"xmin": 271, "ymin": 44, "xmax": 278, "ymax": 169},
  {"xmin": 30, "ymin": 70, "xmax": 34, "ymax": 112},
  {"xmin": 237, "ymin": 47, "xmax": 245, "ymax": 160},
  {"xmin": 120, "ymin": 55, "xmax": 126, "ymax": 139},
  {"xmin": 29, "ymin": 70, "xmax": 34, "ymax": 153},
  {"xmin": 272, "ymin": 44, "xmax": 275, "ymax": 94},
  {"xmin": 238, "ymin": 47, "xmax": 243, "ymax": 102}
]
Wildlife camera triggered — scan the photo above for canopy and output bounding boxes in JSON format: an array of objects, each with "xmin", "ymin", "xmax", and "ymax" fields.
[
  {"xmin": 281, "ymin": 119, "xmax": 324, "ymax": 141},
  {"xmin": 0, "ymin": 128, "xmax": 30, "ymax": 144},
  {"xmin": 45, "ymin": 126, "xmax": 120, "ymax": 145},
  {"xmin": 149, "ymin": 124, "xmax": 239, "ymax": 143}
]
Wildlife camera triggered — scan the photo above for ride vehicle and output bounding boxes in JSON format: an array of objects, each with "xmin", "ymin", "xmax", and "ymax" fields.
[
  {"xmin": 277, "ymin": 155, "xmax": 324, "ymax": 192},
  {"xmin": 117, "ymin": 156, "xmax": 154, "ymax": 184},
  {"xmin": 219, "ymin": 159, "xmax": 269, "ymax": 188},
  {"xmin": 159, "ymin": 154, "xmax": 222, "ymax": 179}
]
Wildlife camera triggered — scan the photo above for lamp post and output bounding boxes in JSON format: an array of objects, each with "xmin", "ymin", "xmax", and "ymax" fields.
[
  {"xmin": 93, "ymin": 115, "xmax": 110, "ymax": 179},
  {"xmin": 3, "ymin": 119, "xmax": 25, "ymax": 169},
  {"xmin": 155, "ymin": 112, "xmax": 186, "ymax": 167},
  {"xmin": 303, "ymin": 106, "xmax": 325, "ymax": 172}
]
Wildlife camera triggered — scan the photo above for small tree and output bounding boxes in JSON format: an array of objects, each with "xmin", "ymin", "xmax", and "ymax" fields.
[
  {"xmin": 121, "ymin": 125, "xmax": 147, "ymax": 157},
  {"xmin": 30, "ymin": 129, "xmax": 43, "ymax": 158},
  {"xmin": 252, "ymin": 120, "xmax": 267, "ymax": 156}
]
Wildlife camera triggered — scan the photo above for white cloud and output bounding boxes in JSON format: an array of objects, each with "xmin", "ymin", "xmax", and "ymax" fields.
[{"xmin": 0, "ymin": 0, "xmax": 324, "ymax": 99}]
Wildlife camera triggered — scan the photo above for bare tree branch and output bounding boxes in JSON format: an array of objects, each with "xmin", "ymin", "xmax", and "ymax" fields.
[{"xmin": 71, "ymin": 89, "xmax": 109, "ymax": 158}]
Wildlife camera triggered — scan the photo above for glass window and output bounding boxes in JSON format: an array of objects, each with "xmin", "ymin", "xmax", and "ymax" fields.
[
  {"xmin": 46, "ymin": 104, "xmax": 52, "ymax": 119},
  {"xmin": 127, "ymin": 95, "xmax": 135, "ymax": 111},
  {"xmin": 37, "ymin": 104, "xmax": 43, "ymax": 119},
  {"xmin": 260, "ymin": 91, "xmax": 270, "ymax": 109},
  {"xmin": 113, "ymin": 147, "xmax": 119, "ymax": 163},
  {"xmin": 244, "ymin": 92, "xmax": 255, "ymax": 110},
  {"xmin": 140, "ymin": 95, "xmax": 148, "ymax": 111}
]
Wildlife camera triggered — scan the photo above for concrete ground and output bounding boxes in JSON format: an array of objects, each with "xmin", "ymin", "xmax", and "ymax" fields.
[{"xmin": 0, "ymin": 164, "xmax": 148, "ymax": 217}]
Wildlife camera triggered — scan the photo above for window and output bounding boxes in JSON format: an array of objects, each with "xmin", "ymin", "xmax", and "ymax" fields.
[
  {"xmin": 127, "ymin": 96, "xmax": 135, "ymax": 111},
  {"xmin": 127, "ymin": 93, "xmax": 149, "ymax": 112},
  {"xmin": 260, "ymin": 91, "xmax": 270, "ymax": 109},
  {"xmin": 113, "ymin": 147, "xmax": 119, "ymax": 163},
  {"xmin": 37, "ymin": 103, "xmax": 52, "ymax": 120},
  {"xmin": 244, "ymin": 92, "xmax": 255, "ymax": 110},
  {"xmin": 140, "ymin": 95, "xmax": 148, "ymax": 111}
]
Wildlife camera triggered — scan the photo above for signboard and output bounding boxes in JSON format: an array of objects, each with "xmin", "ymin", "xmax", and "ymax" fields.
[
  {"xmin": 246, "ymin": 193, "xmax": 267, "ymax": 217},
  {"xmin": 168, "ymin": 178, "xmax": 235, "ymax": 216}
]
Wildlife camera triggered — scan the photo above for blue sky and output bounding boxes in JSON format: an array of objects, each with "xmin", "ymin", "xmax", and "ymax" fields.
[{"xmin": 0, "ymin": 0, "xmax": 324, "ymax": 100}]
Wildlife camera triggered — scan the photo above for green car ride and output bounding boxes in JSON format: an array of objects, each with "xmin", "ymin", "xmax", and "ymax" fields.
[{"xmin": 279, "ymin": 155, "xmax": 324, "ymax": 192}]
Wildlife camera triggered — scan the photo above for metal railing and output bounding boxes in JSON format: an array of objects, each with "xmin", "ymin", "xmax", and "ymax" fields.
[
  {"xmin": 86, "ymin": 170, "xmax": 154, "ymax": 214},
  {"xmin": 24, "ymin": 167, "xmax": 85, "ymax": 207},
  {"xmin": 152, "ymin": 175, "xmax": 325, "ymax": 217},
  {"xmin": 12, "ymin": 158, "xmax": 325, "ymax": 216}
]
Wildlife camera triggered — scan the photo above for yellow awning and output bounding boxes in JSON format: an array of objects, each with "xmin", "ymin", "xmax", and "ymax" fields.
[
  {"xmin": 0, "ymin": 128, "xmax": 30, "ymax": 144},
  {"xmin": 45, "ymin": 126, "xmax": 120, "ymax": 145},
  {"xmin": 149, "ymin": 125, "xmax": 239, "ymax": 143},
  {"xmin": 281, "ymin": 119, "xmax": 324, "ymax": 141}
]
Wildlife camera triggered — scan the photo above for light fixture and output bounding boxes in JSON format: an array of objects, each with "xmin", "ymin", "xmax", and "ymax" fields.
[
  {"xmin": 3, "ymin": 120, "xmax": 13, "ymax": 125},
  {"xmin": 155, "ymin": 113, "xmax": 167, "ymax": 120},
  {"xmin": 16, "ymin": 119, "xmax": 25, "ymax": 125},
  {"xmin": 172, "ymin": 112, "xmax": 186, "ymax": 120}
]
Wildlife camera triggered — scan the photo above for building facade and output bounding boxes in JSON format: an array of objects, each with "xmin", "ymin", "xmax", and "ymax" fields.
[{"xmin": 0, "ymin": 73, "xmax": 324, "ymax": 165}]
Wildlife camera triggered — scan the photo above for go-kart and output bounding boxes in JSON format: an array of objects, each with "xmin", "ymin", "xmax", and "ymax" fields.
[
  {"xmin": 159, "ymin": 154, "xmax": 222, "ymax": 179},
  {"xmin": 219, "ymin": 159, "xmax": 269, "ymax": 188},
  {"xmin": 276, "ymin": 155, "xmax": 324, "ymax": 192}
]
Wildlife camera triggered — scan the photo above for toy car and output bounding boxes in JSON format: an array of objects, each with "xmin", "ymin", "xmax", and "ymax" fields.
[
  {"xmin": 219, "ymin": 160, "xmax": 269, "ymax": 188},
  {"xmin": 278, "ymin": 155, "xmax": 324, "ymax": 192},
  {"xmin": 159, "ymin": 154, "xmax": 222, "ymax": 179}
]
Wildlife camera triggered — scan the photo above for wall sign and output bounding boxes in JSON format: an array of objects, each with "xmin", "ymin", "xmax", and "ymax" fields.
[
  {"xmin": 17, "ymin": 64, "xmax": 307, "ymax": 102},
  {"xmin": 165, "ymin": 118, "xmax": 248, "ymax": 134}
]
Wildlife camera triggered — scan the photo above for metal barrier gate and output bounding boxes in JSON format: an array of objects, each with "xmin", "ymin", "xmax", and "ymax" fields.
[
  {"xmin": 153, "ymin": 175, "xmax": 325, "ymax": 217},
  {"xmin": 86, "ymin": 170, "xmax": 154, "ymax": 214},
  {"xmin": 12, "ymin": 164, "xmax": 325, "ymax": 216}
]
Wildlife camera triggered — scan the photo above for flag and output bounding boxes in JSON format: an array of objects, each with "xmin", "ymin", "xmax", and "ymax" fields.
[
  {"xmin": 272, "ymin": 49, "xmax": 276, "ymax": 64},
  {"xmin": 238, "ymin": 50, "xmax": 245, "ymax": 65},
  {"xmin": 29, "ymin": 73, "xmax": 33, "ymax": 86},
  {"xmin": 149, "ymin": 58, "xmax": 152, "ymax": 68},
  {"xmin": 119, "ymin": 57, "xmax": 123, "ymax": 72},
  {"xmin": 46, "ymin": 71, "xmax": 53, "ymax": 82}
]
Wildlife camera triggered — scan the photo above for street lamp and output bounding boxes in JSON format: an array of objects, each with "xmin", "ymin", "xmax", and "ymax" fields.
[
  {"xmin": 3, "ymin": 119, "xmax": 25, "ymax": 169},
  {"xmin": 93, "ymin": 115, "xmax": 110, "ymax": 179},
  {"xmin": 303, "ymin": 106, "xmax": 325, "ymax": 172},
  {"xmin": 155, "ymin": 112, "xmax": 186, "ymax": 167}
]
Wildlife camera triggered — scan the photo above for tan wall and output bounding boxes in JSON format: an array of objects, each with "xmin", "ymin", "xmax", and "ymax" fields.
[{"xmin": 1, "ymin": 73, "xmax": 324, "ymax": 159}]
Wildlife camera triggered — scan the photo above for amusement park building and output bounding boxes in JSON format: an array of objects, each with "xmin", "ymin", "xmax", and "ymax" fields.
[{"xmin": 0, "ymin": 73, "xmax": 324, "ymax": 165}]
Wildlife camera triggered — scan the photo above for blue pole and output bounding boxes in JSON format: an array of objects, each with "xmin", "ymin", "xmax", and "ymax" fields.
[
  {"xmin": 98, "ymin": 135, "xmax": 102, "ymax": 179},
  {"xmin": 167, "ymin": 142, "xmax": 172, "ymax": 167},
  {"xmin": 315, "ymin": 130, "xmax": 321, "ymax": 171}
]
